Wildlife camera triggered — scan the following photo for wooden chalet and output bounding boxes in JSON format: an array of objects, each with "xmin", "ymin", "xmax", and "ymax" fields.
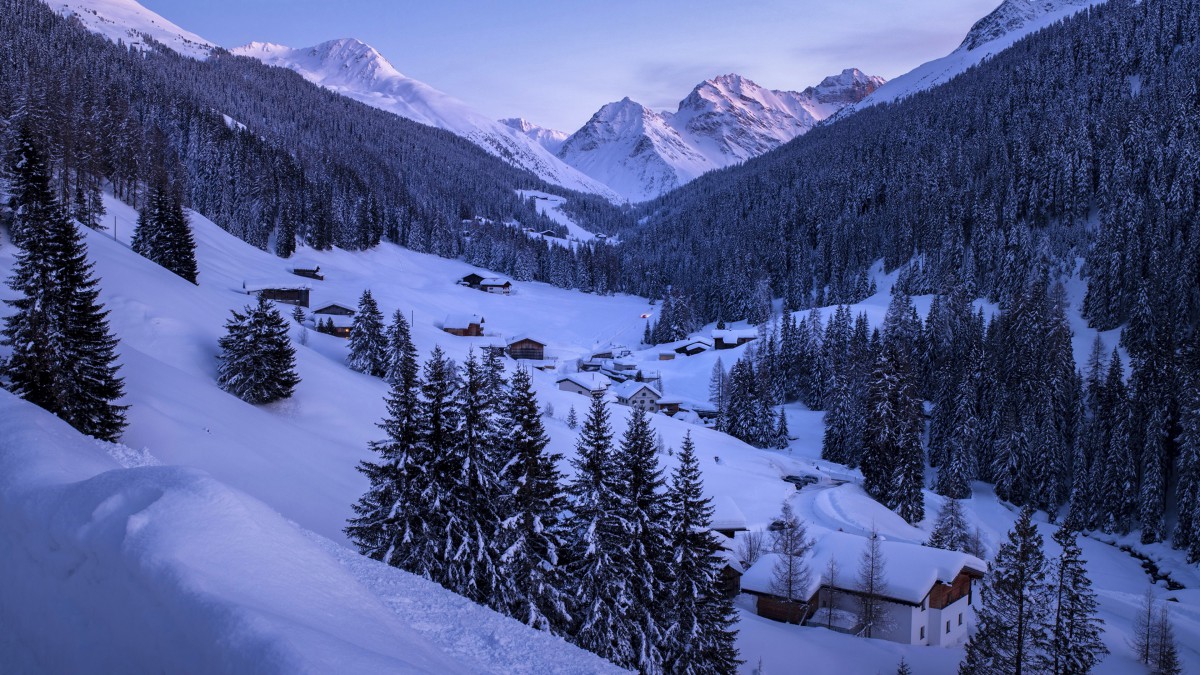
[
  {"xmin": 243, "ymin": 280, "xmax": 311, "ymax": 308},
  {"xmin": 458, "ymin": 273, "xmax": 486, "ymax": 288},
  {"xmin": 740, "ymin": 532, "xmax": 987, "ymax": 646},
  {"xmin": 291, "ymin": 266, "xmax": 324, "ymax": 280},
  {"xmin": 556, "ymin": 373, "xmax": 611, "ymax": 398},
  {"xmin": 443, "ymin": 313, "xmax": 485, "ymax": 337},
  {"xmin": 675, "ymin": 337, "xmax": 713, "ymax": 356},
  {"xmin": 506, "ymin": 335, "xmax": 546, "ymax": 361},
  {"xmin": 311, "ymin": 301, "xmax": 356, "ymax": 338},
  {"xmin": 613, "ymin": 381, "xmax": 662, "ymax": 412},
  {"xmin": 712, "ymin": 329, "xmax": 758, "ymax": 350},
  {"xmin": 479, "ymin": 278, "xmax": 513, "ymax": 295}
]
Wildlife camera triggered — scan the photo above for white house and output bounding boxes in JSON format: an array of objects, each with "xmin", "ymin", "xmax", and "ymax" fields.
[
  {"xmin": 740, "ymin": 531, "xmax": 986, "ymax": 647},
  {"xmin": 556, "ymin": 372, "xmax": 612, "ymax": 398},
  {"xmin": 613, "ymin": 381, "xmax": 662, "ymax": 412}
]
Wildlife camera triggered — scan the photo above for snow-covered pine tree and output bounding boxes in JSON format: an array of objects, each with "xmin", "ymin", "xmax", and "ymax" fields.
[
  {"xmin": 769, "ymin": 501, "xmax": 814, "ymax": 605},
  {"xmin": 662, "ymin": 432, "xmax": 740, "ymax": 675},
  {"xmin": 1172, "ymin": 340, "xmax": 1200, "ymax": 562},
  {"xmin": 1048, "ymin": 519, "xmax": 1107, "ymax": 675},
  {"xmin": 412, "ymin": 347, "xmax": 464, "ymax": 587},
  {"xmin": 566, "ymin": 404, "xmax": 578, "ymax": 430},
  {"xmin": 1099, "ymin": 350, "xmax": 1136, "ymax": 535},
  {"xmin": 347, "ymin": 289, "xmax": 388, "ymax": 377},
  {"xmin": 564, "ymin": 395, "xmax": 635, "ymax": 668},
  {"xmin": 346, "ymin": 319, "xmax": 422, "ymax": 563},
  {"xmin": 896, "ymin": 657, "xmax": 912, "ymax": 675},
  {"xmin": 131, "ymin": 161, "xmax": 197, "ymax": 284},
  {"xmin": 614, "ymin": 408, "xmax": 670, "ymax": 674},
  {"xmin": 495, "ymin": 367, "xmax": 570, "ymax": 633},
  {"xmin": 772, "ymin": 406, "xmax": 790, "ymax": 450},
  {"xmin": 1, "ymin": 120, "xmax": 127, "ymax": 441},
  {"xmin": 822, "ymin": 374, "xmax": 859, "ymax": 466},
  {"xmin": 862, "ymin": 338, "xmax": 925, "ymax": 523},
  {"xmin": 961, "ymin": 506, "xmax": 1052, "ymax": 675},
  {"xmin": 447, "ymin": 350, "xmax": 505, "ymax": 603},
  {"xmin": 934, "ymin": 376, "xmax": 978, "ymax": 499},
  {"xmin": 926, "ymin": 498, "xmax": 971, "ymax": 553},
  {"xmin": 383, "ymin": 309, "xmax": 418, "ymax": 387},
  {"xmin": 856, "ymin": 525, "xmax": 890, "ymax": 639},
  {"xmin": 216, "ymin": 295, "xmax": 300, "ymax": 404}
]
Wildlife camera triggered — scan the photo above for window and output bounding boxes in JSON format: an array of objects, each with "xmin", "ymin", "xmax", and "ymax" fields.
[
  {"xmin": 920, "ymin": 626, "xmax": 925, "ymax": 640},
  {"xmin": 946, "ymin": 620, "xmax": 951, "ymax": 634},
  {"xmin": 958, "ymin": 613, "xmax": 963, "ymax": 626}
]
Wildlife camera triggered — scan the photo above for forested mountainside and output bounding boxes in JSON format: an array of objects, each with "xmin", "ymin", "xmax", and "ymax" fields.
[
  {"xmin": 0, "ymin": 0, "xmax": 632, "ymax": 290},
  {"xmin": 625, "ymin": 0, "xmax": 1198, "ymax": 331}
]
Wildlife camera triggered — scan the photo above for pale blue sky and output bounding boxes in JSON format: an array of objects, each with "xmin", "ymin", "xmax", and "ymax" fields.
[{"xmin": 142, "ymin": 0, "xmax": 1002, "ymax": 131}]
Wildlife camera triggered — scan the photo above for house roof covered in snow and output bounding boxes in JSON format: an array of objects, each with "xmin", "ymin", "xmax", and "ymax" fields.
[
  {"xmin": 479, "ymin": 277, "xmax": 512, "ymax": 287},
  {"xmin": 507, "ymin": 334, "xmax": 545, "ymax": 346},
  {"xmin": 711, "ymin": 495, "xmax": 748, "ymax": 532},
  {"xmin": 741, "ymin": 532, "xmax": 986, "ymax": 606},
  {"xmin": 242, "ymin": 279, "xmax": 311, "ymax": 292},
  {"xmin": 711, "ymin": 328, "xmax": 758, "ymax": 343},
  {"xmin": 556, "ymin": 372, "xmax": 612, "ymax": 392},
  {"xmin": 444, "ymin": 313, "xmax": 484, "ymax": 329},
  {"xmin": 612, "ymin": 381, "xmax": 662, "ymax": 401}
]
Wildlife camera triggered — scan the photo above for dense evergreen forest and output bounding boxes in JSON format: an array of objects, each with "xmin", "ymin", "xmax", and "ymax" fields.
[{"xmin": 0, "ymin": 0, "xmax": 628, "ymax": 291}]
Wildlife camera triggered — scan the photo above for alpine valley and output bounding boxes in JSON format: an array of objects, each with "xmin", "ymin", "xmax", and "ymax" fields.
[{"xmin": 2, "ymin": 0, "xmax": 1199, "ymax": 674}]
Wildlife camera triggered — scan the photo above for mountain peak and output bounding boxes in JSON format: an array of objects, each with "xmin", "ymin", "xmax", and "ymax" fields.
[
  {"xmin": 48, "ymin": 0, "xmax": 216, "ymax": 59},
  {"xmin": 959, "ymin": 0, "xmax": 1093, "ymax": 51}
]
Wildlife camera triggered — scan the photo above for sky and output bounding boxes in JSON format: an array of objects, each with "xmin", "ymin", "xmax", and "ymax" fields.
[{"xmin": 141, "ymin": 0, "xmax": 1004, "ymax": 132}]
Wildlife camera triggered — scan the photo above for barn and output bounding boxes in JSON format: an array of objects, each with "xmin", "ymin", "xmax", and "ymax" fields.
[
  {"xmin": 443, "ymin": 313, "xmax": 485, "ymax": 337},
  {"xmin": 506, "ymin": 335, "xmax": 546, "ymax": 361}
]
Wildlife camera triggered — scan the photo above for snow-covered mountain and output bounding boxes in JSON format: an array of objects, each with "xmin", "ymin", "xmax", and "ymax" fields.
[
  {"xmin": 48, "ymin": 0, "xmax": 215, "ymax": 58},
  {"xmin": 557, "ymin": 70, "xmax": 884, "ymax": 202},
  {"xmin": 500, "ymin": 118, "xmax": 569, "ymax": 155},
  {"xmin": 846, "ymin": 0, "xmax": 1103, "ymax": 111},
  {"xmin": 231, "ymin": 40, "xmax": 619, "ymax": 201}
]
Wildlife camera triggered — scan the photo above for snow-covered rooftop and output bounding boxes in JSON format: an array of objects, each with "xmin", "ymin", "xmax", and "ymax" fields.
[
  {"xmin": 242, "ymin": 279, "xmax": 311, "ymax": 292},
  {"xmin": 556, "ymin": 372, "xmax": 612, "ymax": 392},
  {"xmin": 612, "ymin": 380, "xmax": 662, "ymax": 400},
  {"xmin": 741, "ymin": 532, "xmax": 986, "ymax": 606},
  {"xmin": 444, "ymin": 313, "xmax": 484, "ymax": 329}
]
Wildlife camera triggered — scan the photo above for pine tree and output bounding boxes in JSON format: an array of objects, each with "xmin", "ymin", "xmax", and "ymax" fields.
[
  {"xmin": 1172, "ymin": 347, "xmax": 1200, "ymax": 562},
  {"xmin": 383, "ymin": 310, "xmax": 418, "ymax": 387},
  {"xmin": 772, "ymin": 406, "xmax": 790, "ymax": 450},
  {"xmin": 663, "ymin": 432, "xmax": 740, "ymax": 675},
  {"xmin": 216, "ymin": 295, "xmax": 300, "ymax": 404},
  {"xmin": 2, "ymin": 120, "xmax": 128, "ymax": 441},
  {"xmin": 347, "ymin": 289, "xmax": 388, "ymax": 377},
  {"xmin": 1048, "ymin": 520, "xmax": 1107, "ymax": 675},
  {"xmin": 346, "ymin": 320, "xmax": 422, "ymax": 564},
  {"xmin": 495, "ymin": 367, "xmax": 570, "ymax": 632},
  {"xmin": 862, "ymin": 345, "xmax": 925, "ymax": 524},
  {"xmin": 769, "ymin": 501, "xmax": 814, "ymax": 604},
  {"xmin": 961, "ymin": 506, "xmax": 1052, "ymax": 674},
  {"xmin": 447, "ymin": 350, "xmax": 505, "ymax": 603},
  {"xmin": 935, "ymin": 376, "xmax": 978, "ymax": 499},
  {"xmin": 927, "ymin": 499, "xmax": 971, "ymax": 553},
  {"xmin": 896, "ymin": 657, "xmax": 913, "ymax": 675},
  {"xmin": 565, "ymin": 395, "xmax": 635, "ymax": 668},
  {"xmin": 615, "ymin": 408, "xmax": 670, "ymax": 674},
  {"xmin": 856, "ymin": 525, "xmax": 891, "ymax": 639},
  {"xmin": 412, "ymin": 347, "xmax": 464, "ymax": 586},
  {"xmin": 567, "ymin": 404, "xmax": 578, "ymax": 429},
  {"xmin": 1099, "ymin": 351, "xmax": 1136, "ymax": 535},
  {"xmin": 822, "ymin": 374, "xmax": 864, "ymax": 467},
  {"xmin": 131, "ymin": 165, "xmax": 197, "ymax": 284}
]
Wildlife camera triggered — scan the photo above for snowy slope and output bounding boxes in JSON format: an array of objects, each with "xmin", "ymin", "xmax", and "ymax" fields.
[
  {"xmin": 230, "ymin": 40, "xmax": 619, "ymax": 201},
  {"xmin": 558, "ymin": 70, "xmax": 884, "ymax": 202},
  {"xmin": 0, "ymin": 392, "xmax": 622, "ymax": 674},
  {"xmin": 846, "ymin": 0, "xmax": 1103, "ymax": 111},
  {"xmin": 501, "ymin": 118, "xmax": 570, "ymax": 155},
  {"xmin": 46, "ymin": 0, "xmax": 215, "ymax": 58}
]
